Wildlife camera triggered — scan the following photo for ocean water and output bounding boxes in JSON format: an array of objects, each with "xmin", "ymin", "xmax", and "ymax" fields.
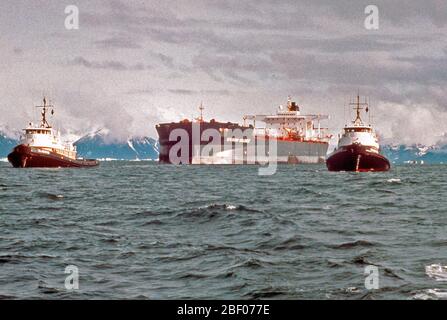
[{"xmin": 0, "ymin": 161, "xmax": 446, "ymax": 300}]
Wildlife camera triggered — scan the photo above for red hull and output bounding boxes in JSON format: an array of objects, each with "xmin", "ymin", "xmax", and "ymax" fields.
[
  {"xmin": 326, "ymin": 144, "xmax": 390, "ymax": 172},
  {"xmin": 7, "ymin": 144, "xmax": 99, "ymax": 168}
]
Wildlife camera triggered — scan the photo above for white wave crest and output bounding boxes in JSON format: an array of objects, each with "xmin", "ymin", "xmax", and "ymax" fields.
[
  {"xmin": 426, "ymin": 264, "xmax": 447, "ymax": 281},
  {"xmin": 412, "ymin": 289, "xmax": 447, "ymax": 300},
  {"xmin": 387, "ymin": 178, "xmax": 401, "ymax": 183}
]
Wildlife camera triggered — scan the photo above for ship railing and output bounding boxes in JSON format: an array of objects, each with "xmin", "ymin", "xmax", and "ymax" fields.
[
  {"xmin": 254, "ymin": 128, "xmax": 266, "ymax": 135},
  {"xmin": 52, "ymin": 147, "xmax": 76, "ymax": 159}
]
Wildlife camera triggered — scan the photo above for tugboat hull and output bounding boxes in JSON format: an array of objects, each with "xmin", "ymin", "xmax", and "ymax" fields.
[
  {"xmin": 326, "ymin": 144, "xmax": 390, "ymax": 172},
  {"xmin": 7, "ymin": 144, "xmax": 99, "ymax": 168}
]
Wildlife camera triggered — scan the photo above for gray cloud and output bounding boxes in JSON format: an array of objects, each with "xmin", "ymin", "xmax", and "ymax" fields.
[
  {"xmin": 13, "ymin": 47, "xmax": 23, "ymax": 55},
  {"xmin": 59, "ymin": 91, "xmax": 135, "ymax": 142},
  {"xmin": 126, "ymin": 88, "xmax": 155, "ymax": 95},
  {"xmin": 168, "ymin": 89, "xmax": 196, "ymax": 95},
  {"xmin": 149, "ymin": 52, "xmax": 175, "ymax": 68},
  {"xmin": 191, "ymin": 53, "xmax": 274, "ymax": 84},
  {"xmin": 94, "ymin": 36, "xmax": 142, "ymax": 49},
  {"xmin": 2, "ymin": 0, "xmax": 447, "ymax": 144},
  {"xmin": 68, "ymin": 56, "xmax": 151, "ymax": 71},
  {"xmin": 168, "ymin": 89, "xmax": 230, "ymax": 96}
]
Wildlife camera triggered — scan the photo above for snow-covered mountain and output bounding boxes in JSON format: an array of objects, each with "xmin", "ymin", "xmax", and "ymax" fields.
[
  {"xmin": 0, "ymin": 133, "xmax": 17, "ymax": 158},
  {"xmin": 381, "ymin": 144, "xmax": 447, "ymax": 164},
  {"xmin": 74, "ymin": 131, "xmax": 159, "ymax": 160}
]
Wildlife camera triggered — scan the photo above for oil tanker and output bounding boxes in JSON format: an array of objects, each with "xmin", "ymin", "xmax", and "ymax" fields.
[{"xmin": 156, "ymin": 98, "xmax": 330, "ymax": 164}]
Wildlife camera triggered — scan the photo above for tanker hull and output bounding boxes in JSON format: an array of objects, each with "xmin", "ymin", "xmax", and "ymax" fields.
[{"xmin": 156, "ymin": 122, "xmax": 328, "ymax": 164}]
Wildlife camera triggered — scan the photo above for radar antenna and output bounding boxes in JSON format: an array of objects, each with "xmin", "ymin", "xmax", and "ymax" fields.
[
  {"xmin": 36, "ymin": 97, "xmax": 54, "ymax": 128},
  {"xmin": 349, "ymin": 93, "xmax": 368, "ymax": 126},
  {"xmin": 199, "ymin": 101, "xmax": 204, "ymax": 122}
]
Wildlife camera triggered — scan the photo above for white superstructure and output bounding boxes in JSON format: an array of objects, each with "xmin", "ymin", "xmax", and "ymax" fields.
[
  {"xmin": 244, "ymin": 97, "xmax": 330, "ymax": 142},
  {"xmin": 336, "ymin": 95, "xmax": 379, "ymax": 152},
  {"xmin": 198, "ymin": 97, "xmax": 331, "ymax": 164}
]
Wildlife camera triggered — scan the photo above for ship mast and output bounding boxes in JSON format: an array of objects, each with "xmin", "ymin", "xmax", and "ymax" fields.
[
  {"xmin": 349, "ymin": 93, "xmax": 368, "ymax": 126},
  {"xmin": 199, "ymin": 101, "xmax": 204, "ymax": 122},
  {"xmin": 36, "ymin": 97, "xmax": 54, "ymax": 128}
]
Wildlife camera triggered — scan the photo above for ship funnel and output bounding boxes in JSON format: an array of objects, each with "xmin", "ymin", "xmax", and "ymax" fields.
[{"xmin": 288, "ymin": 101, "xmax": 299, "ymax": 112}]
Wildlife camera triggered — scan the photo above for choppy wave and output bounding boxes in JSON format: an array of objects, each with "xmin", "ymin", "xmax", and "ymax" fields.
[
  {"xmin": 330, "ymin": 240, "xmax": 375, "ymax": 249},
  {"xmin": 351, "ymin": 255, "xmax": 377, "ymax": 266},
  {"xmin": 38, "ymin": 192, "xmax": 64, "ymax": 200},
  {"xmin": 387, "ymin": 178, "xmax": 402, "ymax": 183},
  {"xmin": 412, "ymin": 289, "xmax": 447, "ymax": 300},
  {"xmin": 176, "ymin": 203, "xmax": 261, "ymax": 220},
  {"xmin": 1, "ymin": 161, "xmax": 446, "ymax": 299},
  {"xmin": 199, "ymin": 203, "xmax": 260, "ymax": 212},
  {"xmin": 272, "ymin": 236, "xmax": 306, "ymax": 250},
  {"xmin": 243, "ymin": 286, "xmax": 289, "ymax": 299},
  {"xmin": 426, "ymin": 264, "xmax": 447, "ymax": 281}
]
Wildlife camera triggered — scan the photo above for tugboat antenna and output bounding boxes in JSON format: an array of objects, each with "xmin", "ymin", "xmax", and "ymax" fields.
[
  {"xmin": 355, "ymin": 94, "xmax": 362, "ymax": 124},
  {"xmin": 349, "ymin": 93, "xmax": 368, "ymax": 125},
  {"xmin": 199, "ymin": 101, "xmax": 204, "ymax": 122},
  {"xmin": 36, "ymin": 97, "xmax": 54, "ymax": 128}
]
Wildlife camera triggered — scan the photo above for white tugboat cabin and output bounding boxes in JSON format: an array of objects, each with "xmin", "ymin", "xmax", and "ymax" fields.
[{"xmin": 335, "ymin": 95, "xmax": 380, "ymax": 151}]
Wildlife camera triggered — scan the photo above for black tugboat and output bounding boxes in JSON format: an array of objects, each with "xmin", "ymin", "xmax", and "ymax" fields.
[
  {"xmin": 326, "ymin": 95, "xmax": 390, "ymax": 172},
  {"xmin": 8, "ymin": 98, "xmax": 99, "ymax": 168}
]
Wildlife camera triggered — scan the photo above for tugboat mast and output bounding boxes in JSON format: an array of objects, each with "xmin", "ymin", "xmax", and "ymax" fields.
[
  {"xmin": 349, "ymin": 94, "xmax": 368, "ymax": 126},
  {"xmin": 198, "ymin": 102, "xmax": 204, "ymax": 122},
  {"xmin": 36, "ymin": 97, "xmax": 54, "ymax": 128}
]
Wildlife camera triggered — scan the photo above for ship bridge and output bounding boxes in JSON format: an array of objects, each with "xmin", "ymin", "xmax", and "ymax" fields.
[
  {"xmin": 244, "ymin": 97, "xmax": 328, "ymax": 123},
  {"xmin": 244, "ymin": 113, "xmax": 329, "ymax": 124},
  {"xmin": 243, "ymin": 97, "xmax": 330, "ymax": 142},
  {"xmin": 344, "ymin": 125, "xmax": 372, "ymax": 133},
  {"xmin": 24, "ymin": 127, "xmax": 52, "ymax": 135}
]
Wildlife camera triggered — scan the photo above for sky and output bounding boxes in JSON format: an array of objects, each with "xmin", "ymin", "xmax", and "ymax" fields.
[{"xmin": 0, "ymin": 0, "xmax": 446, "ymax": 145}]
